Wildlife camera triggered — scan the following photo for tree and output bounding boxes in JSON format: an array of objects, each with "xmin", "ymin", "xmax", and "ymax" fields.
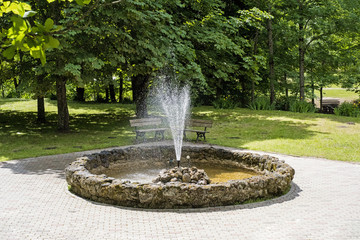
[{"xmin": 1, "ymin": 0, "xmax": 93, "ymax": 130}]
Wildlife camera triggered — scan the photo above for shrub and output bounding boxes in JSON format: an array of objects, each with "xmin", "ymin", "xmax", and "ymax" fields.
[
  {"xmin": 213, "ymin": 97, "xmax": 238, "ymax": 109},
  {"xmin": 274, "ymin": 96, "xmax": 297, "ymax": 111},
  {"xmin": 248, "ymin": 96, "xmax": 275, "ymax": 110},
  {"xmin": 334, "ymin": 102, "xmax": 360, "ymax": 117},
  {"xmin": 289, "ymin": 100, "xmax": 316, "ymax": 113}
]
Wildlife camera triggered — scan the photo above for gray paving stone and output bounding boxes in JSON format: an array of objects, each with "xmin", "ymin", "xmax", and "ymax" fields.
[{"xmin": 1, "ymin": 143, "xmax": 360, "ymax": 239}]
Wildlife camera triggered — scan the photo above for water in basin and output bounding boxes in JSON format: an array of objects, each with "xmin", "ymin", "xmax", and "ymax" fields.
[{"xmin": 101, "ymin": 164, "xmax": 259, "ymax": 184}]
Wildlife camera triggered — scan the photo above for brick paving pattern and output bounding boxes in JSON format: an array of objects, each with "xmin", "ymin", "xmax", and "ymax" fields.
[{"xmin": 1, "ymin": 143, "xmax": 360, "ymax": 240}]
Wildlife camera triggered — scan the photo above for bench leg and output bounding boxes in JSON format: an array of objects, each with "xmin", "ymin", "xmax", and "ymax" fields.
[
  {"xmin": 196, "ymin": 132, "xmax": 206, "ymax": 142},
  {"xmin": 136, "ymin": 132, "xmax": 146, "ymax": 143},
  {"xmin": 183, "ymin": 131, "xmax": 187, "ymax": 141},
  {"xmin": 155, "ymin": 130, "xmax": 165, "ymax": 141}
]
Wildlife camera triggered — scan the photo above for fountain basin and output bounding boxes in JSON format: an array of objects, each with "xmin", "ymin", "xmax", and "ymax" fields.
[{"xmin": 65, "ymin": 145, "xmax": 295, "ymax": 209}]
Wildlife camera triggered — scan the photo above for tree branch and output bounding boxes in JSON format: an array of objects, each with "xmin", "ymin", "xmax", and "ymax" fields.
[
  {"xmin": 305, "ymin": 33, "xmax": 327, "ymax": 50},
  {"xmin": 51, "ymin": 0, "xmax": 124, "ymax": 35},
  {"xmin": 304, "ymin": 17, "xmax": 311, "ymax": 30},
  {"xmin": 72, "ymin": 0, "xmax": 101, "ymax": 25},
  {"xmin": 101, "ymin": 0, "xmax": 124, "ymax": 7}
]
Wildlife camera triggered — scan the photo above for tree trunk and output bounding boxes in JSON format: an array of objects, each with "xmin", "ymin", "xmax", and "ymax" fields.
[
  {"xmin": 311, "ymin": 80, "xmax": 315, "ymax": 105},
  {"xmin": 75, "ymin": 87, "xmax": 85, "ymax": 102},
  {"xmin": 284, "ymin": 73, "xmax": 289, "ymax": 111},
  {"xmin": 268, "ymin": 4, "xmax": 275, "ymax": 104},
  {"xmin": 56, "ymin": 77, "xmax": 70, "ymax": 131},
  {"xmin": 251, "ymin": 30, "xmax": 259, "ymax": 102},
  {"xmin": 13, "ymin": 52, "xmax": 22, "ymax": 97},
  {"xmin": 105, "ymin": 87, "xmax": 110, "ymax": 102},
  {"xmin": 13, "ymin": 79, "xmax": 19, "ymax": 89},
  {"xmin": 37, "ymin": 96, "xmax": 46, "ymax": 123},
  {"xmin": 119, "ymin": 77, "xmax": 124, "ymax": 102},
  {"xmin": 320, "ymin": 87, "xmax": 323, "ymax": 112},
  {"xmin": 109, "ymin": 84, "xmax": 116, "ymax": 103},
  {"xmin": 132, "ymin": 75, "xmax": 150, "ymax": 118},
  {"xmin": 298, "ymin": 1, "xmax": 305, "ymax": 101},
  {"xmin": 1, "ymin": 84, "xmax": 4, "ymax": 98}
]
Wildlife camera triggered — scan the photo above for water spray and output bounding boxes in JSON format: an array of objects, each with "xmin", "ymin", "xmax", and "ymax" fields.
[{"xmin": 157, "ymin": 78, "xmax": 190, "ymax": 166}]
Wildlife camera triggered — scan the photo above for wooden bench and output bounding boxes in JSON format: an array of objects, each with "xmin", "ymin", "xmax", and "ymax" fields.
[
  {"xmin": 129, "ymin": 118, "xmax": 167, "ymax": 142},
  {"xmin": 322, "ymin": 98, "xmax": 340, "ymax": 114},
  {"xmin": 183, "ymin": 119, "xmax": 212, "ymax": 142}
]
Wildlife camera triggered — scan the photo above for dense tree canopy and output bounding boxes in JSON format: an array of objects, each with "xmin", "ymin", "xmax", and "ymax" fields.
[{"xmin": 1, "ymin": 0, "xmax": 360, "ymax": 130}]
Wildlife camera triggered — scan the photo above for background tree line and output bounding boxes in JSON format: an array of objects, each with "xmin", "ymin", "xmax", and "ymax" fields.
[{"xmin": 1, "ymin": 0, "xmax": 360, "ymax": 131}]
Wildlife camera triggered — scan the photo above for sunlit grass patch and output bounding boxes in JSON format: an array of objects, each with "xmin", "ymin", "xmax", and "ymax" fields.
[
  {"xmin": 1, "ymin": 99, "xmax": 360, "ymax": 162},
  {"xmin": 314, "ymin": 88, "xmax": 359, "ymax": 102},
  {"xmin": 192, "ymin": 106, "xmax": 360, "ymax": 162},
  {"xmin": 0, "ymin": 99, "xmax": 135, "ymax": 161}
]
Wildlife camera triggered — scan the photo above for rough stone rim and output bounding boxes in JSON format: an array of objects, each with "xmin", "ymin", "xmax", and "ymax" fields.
[{"xmin": 65, "ymin": 145, "xmax": 295, "ymax": 209}]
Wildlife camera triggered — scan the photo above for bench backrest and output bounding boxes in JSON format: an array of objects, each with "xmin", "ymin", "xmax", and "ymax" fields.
[
  {"xmin": 322, "ymin": 98, "xmax": 340, "ymax": 107},
  {"xmin": 129, "ymin": 118, "xmax": 163, "ymax": 127},
  {"xmin": 186, "ymin": 119, "xmax": 212, "ymax": 128}
]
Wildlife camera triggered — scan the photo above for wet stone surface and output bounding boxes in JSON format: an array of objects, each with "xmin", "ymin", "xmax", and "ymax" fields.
[{"xmin": 153, "ymin": 167, "xmax": 211, "ymax": 185}]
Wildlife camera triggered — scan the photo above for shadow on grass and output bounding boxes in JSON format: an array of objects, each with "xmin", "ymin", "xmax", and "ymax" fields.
[
  {"xmin": 0, "ymin": 110, "xmax": 134, "ymax": 161},
  {"xmin": 1, "ymin": 106, "xmax": 326, "ymax": 161},
  {"xmin": 0, "ymin": 98, "xmax": 31, "ymax": 104},
  {"xmin": 67, "ymin": 100, "xmax": 136, "ymax": 115},
  {"xmin": 194, "ymin": 106, "xmax": 360, "ymax": 122},
  {"xmin": 190, "ymin": 109, "xmax": 322, "ymax": 147}
]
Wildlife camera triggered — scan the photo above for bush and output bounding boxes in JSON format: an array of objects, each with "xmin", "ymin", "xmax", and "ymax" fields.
[
  {"xmin": 289, "ymin": 100, "xmax": 316, "ymax": 113},
  {"xmin": 213, "ymin": 97, "xmax": 238, "ymax": 109},
  {"xmin": 248, "ymin": 96, "xmax": 275, "ymax": 110},
  {"xmin": 334, "ymin": 102, "xmax": 360, "ymax": 117},
  {"xmin": 274, "ymin": 96, "xmax": 297, "ymax": 111}
]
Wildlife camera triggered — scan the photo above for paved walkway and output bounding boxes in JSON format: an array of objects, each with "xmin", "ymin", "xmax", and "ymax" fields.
[{"xmin": 1, "ymin": 143, "xmax": 360, "ymax": 240}]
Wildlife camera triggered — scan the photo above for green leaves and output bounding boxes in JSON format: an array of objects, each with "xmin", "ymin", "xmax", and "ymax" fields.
[
  {"xmin": 1, "ymin": 0, "xmax": 92, "ymax": 64},
  {"xmin": 45, "ymin": 36, "xmax": 60, "ymax": 49},
  {"xmin": 2, "ymin": 15, "xmax": 60, "ymax": 64},
  {"xmin": 75, "ymin": 0, "xmax": 92, "ymax": 6},
  {"xmin": 64, "ymin": 63, "xmax": 82, "ymax": 76},
  {"xmin": 1, "ymin": 1, "xmax": 31, "ymax": 17},
  {"xmin": 23, "ymin": 10, "xmax": 37, "ymax": 18},
  {"xmin": 46, "ymin": 0, "xmax": 92, "ymax": 5},
  {"xmin": 44, "ymin": 18, "xmax": 54, "ymax": 31},
  {"xmin": 2, "ymin": 45, "xmax": 15, "ymax": 59}
]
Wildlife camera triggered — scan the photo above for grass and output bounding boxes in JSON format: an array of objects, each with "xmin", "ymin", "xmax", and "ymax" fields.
[
  {"xmin": 0, "ymin": 98, "xmax": 135, "ymax": 161},
  {"xmin": 1, "ymin": 98, "xmax": 360, "ymax": 162},
  {"xmin": 198, "ymin": 107, "xmax": 360, "ymax": 162},
  {"xmin": 314, "ymin": 88, "xmax": 359, "ymax": 102}
]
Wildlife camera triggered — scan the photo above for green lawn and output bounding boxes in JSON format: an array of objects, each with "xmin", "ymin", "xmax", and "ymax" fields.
[
  {"xmin": 315, "ymin": 88, "xmax": 359, "ymax": 102},
  {"xmin": 1, "ymin": 98, "xmax": 360, "ymax": 162},
  {"xmin": 0, "ymin": 98, "xmax": 135, "ymax": 161}
]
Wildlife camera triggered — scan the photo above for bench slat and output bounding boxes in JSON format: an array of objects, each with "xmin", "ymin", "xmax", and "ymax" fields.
[
  {"xmin": 136, "ymin": 128, "xmax": 167, "ymax": 133},
  {"xmin": 130, "ymin": 118, "xmax": 162, "ymax": 127},
  {"xmin": 186, "ymin": 119, "xmax": 212, "ymax": 128},
  {"xmin": 184, "ymin": 129, "xmax": 209, "ymax": 133}
]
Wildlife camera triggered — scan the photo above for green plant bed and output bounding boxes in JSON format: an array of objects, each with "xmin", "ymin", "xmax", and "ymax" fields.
[{"xmin": 1, "ymin": 99, "xmax": 360, "ymax": 162}]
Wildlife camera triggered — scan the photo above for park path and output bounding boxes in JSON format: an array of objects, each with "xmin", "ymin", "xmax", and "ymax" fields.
[{"xmin": 0, "ymin": 142, "xmax": 360, "ymax": 240}]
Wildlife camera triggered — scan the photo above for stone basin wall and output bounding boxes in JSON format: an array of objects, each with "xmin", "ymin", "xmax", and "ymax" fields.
[{"xmin": 65, "ymin": 145, "xmax": 295, "ymax": 209}]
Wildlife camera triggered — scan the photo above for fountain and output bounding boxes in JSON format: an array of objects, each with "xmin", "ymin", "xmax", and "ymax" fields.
[
  {"xmin": 155, "ymin": 73, "xmax": 190, "ymax": 167},
  {"xmin": 65, "ymin": 71, "xmax": 295, "ymax": 209},
  {"xmin": 65, "ymin": 145, "xmax": 295, "ymax": 208}
]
